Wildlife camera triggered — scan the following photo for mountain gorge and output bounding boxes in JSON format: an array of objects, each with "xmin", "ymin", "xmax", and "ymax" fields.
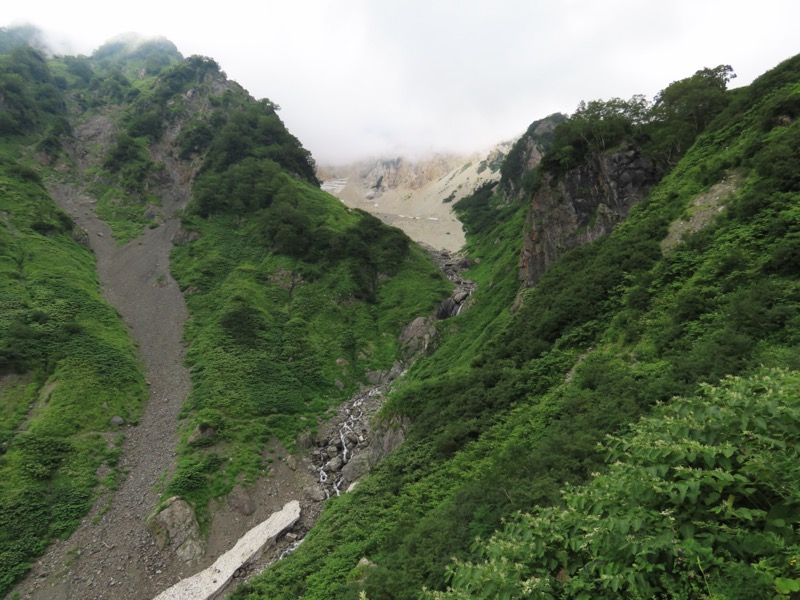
[
  {"xmin": 319, "ymin": 141, "xmax": 516, "ymax": 252},
  {"xmin": 2, "ymin": 25, "xmax": 800, "ymax": 600}
]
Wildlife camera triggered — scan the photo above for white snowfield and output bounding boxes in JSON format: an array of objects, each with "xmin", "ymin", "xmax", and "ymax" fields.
[{"xmin": 152, "ymin": 500, "xmax": 301, "ymax": 600}]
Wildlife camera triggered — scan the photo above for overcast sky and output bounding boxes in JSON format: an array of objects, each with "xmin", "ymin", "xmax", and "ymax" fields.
[{"xmin": 5, "ymin": 1, "xmax": 800, "ymax": 164}]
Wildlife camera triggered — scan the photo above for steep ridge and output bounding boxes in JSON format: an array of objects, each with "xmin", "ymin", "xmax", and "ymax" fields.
[
  {"xmin": 519, "ymin": 144, "xmax": 660, "ymax": 286},
  {"xmin": 4, "ymin": 32, "xmax": 457, "ymax": 600}
]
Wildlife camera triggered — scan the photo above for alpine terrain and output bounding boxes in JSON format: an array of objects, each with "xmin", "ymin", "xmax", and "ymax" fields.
[{"xmin": 1, "ymin": 24, "xmax": 800, "ymax": 600}]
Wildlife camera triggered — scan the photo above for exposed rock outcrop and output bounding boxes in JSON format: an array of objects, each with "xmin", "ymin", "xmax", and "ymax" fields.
[
  {"xmin": 146, "ymin": 497, "xmax": 205, "ymax": 563},
  {"xmin": 319, "ymin": 141, "xmax": 515, "ymax": 252},
  {"xmin": 520, "ymin": 145, "xmax": 660, "ymax": 287}
]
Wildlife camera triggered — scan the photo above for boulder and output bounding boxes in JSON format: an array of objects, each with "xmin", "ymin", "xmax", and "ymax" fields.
[
  {"xmin": 398, "ymin": 316, "xmax": 435, "ymax": 358},
  {"xmin": 146, "ymin": 496, "xmax": 205, "ymax": 562},
  {"xmin": 365, "ymin": 370, "xmax": 384, "ymax": 385},
  {"xmin": 340, "ymin": 453, "xmax": 370, "ymax": 485},
  {"xmin": 453, "ymin": 289, "xmax": 470, "ymax": 304},
  {"xmin": 303, "ymin": 485, "xmax": 327, "ymax": 502},
  {"xmin": 369, "ymin": 416, "xmax": 410, "ymax": 466},
  {"xmin": 187, "ymin": 424, "xmax": 215, "ymax": 445},
  {"xmin": 326, "ymin": 455, "xmax": 344, "ymax": 472},
  {"xmin": 296, "ymin": 430, "xmax": 314, "ymax": 449},
  {"xmin": 227, "ymin": 484, "xmax": 256, "ymax": 516}
]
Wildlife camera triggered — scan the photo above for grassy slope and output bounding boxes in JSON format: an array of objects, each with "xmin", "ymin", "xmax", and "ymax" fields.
[
  {"xmin": 0, "ymin": 159, "xmax": 146, "ymax": 594},
  {"xmin": 0, "ymin": 38, "xmax": 149, "ymax": 595},
  {"xmin": 235, "ymin": 55, "xmax": 800, "ymax": 599},
  {"xmin": 167, "ymin": 177, "xmax": 451, "ymax": 521}
]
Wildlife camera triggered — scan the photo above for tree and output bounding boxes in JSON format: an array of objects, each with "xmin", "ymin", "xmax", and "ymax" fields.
[{"xmin": 647, "ymin": 65, "xmax": 736, "ymax": 164}]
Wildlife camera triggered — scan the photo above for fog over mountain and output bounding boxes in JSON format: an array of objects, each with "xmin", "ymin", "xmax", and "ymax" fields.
[{"xmin": 6, "ymin": 1, "xmax": 800, "ymax": 163}]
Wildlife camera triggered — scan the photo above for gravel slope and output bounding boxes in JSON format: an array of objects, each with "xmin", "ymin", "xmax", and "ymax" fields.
[{"xmin": 13, "ymin": 114, "xmax": 196, "ymax": 599}]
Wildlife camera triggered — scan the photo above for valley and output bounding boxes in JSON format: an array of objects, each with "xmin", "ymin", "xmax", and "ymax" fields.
[
  {"xmin": 319, "ymin": 143, "xmax": 512, "ymax": 252},
  {"xmin": 2, "ymin": 26, "xmax": 800, "ymax": 600}
]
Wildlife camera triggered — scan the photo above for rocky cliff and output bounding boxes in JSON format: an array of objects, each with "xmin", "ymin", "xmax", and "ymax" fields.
[
  {"xmin": 519, "ymin": 145, "xmax": 660, "ymax": 286},
  {"xmin": 319, "ymin": 142, "xmax": 514, "ymax": 251},
  {"xmin": 499, "ymin": 114, "xmax": 565, "ymax": 198}
]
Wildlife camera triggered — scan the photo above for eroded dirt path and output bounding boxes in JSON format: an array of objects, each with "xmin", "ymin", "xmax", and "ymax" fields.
[{"xmin": 12, "ymin": 110, "xmax": 328, "ymax": 599}]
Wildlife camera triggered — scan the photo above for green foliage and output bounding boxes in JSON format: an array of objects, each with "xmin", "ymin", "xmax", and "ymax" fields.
[
  {"xmin": 87, "ymin": 67, "xmax": 135, "ymax": 105},
  {"xmin": 169, "ymin": 180, "xmax": 449, "ymax": 519},
  {"xmin": 0, "ymin": 160, "xmax": 146, "ymax": 595},
  {"xmin": 177, "ymin": 120, "xmax": 215, "ymax": 159},
  {"xmin": 541, "ymin": 95, "xmax": 651, "ymax": 176},
  {"xmin": 200, "ymin": 100, "xmax": 319, "ymax": 185},
  {"xmin": 62, "ymin": 55, "xmax": 93, "ymax": 84},
  {"xmin": 91, "ymin": 35, "xmax": 183, "ymax": 75},
  {"xmin": 0, "ymin": 45, "xmax": 67, "ymax": 137},
  {"xmin": 103, "ymin": 132, "xmax": 155, "ymax": 191},
  {"xmin": 453, "ymin": 182, "xmax": 501, "ymax": 234},
  {"xmin": 540, "ymin": 65, "xmax": 735, "ymax": 179},
  {"xmin": 239, "ymin": 54, "xmax": 800, "ymax": 600},
  {"xmin": 431, "ymin": 369, "xmax": 800, "ymax": 599},
  {"xmin": 646, "ymin": 65, "xmax": 736, "ymax": 165}
]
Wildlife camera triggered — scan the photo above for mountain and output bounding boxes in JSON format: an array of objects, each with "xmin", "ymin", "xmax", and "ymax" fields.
[
  {"xmin": 236, "ymin": 57, "xmax": 800, "ymax": 599},
  {"xmin": 2, "ymin": 23, "xmax": 800, "ymax": 600},
  {"xmin": 0, "ymin": 27, "xmax": 450, "ymax": 599},
  {"xmin": 318, "ymin": 141, "xmax": 516, "ymax": 252}
]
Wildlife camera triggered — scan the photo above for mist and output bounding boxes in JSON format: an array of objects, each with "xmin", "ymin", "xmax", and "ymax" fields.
[{"xmin": 5, "ymin": 0, "xmax": 800, "ymax": 164}]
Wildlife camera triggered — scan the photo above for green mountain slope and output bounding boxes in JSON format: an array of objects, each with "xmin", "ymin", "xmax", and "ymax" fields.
[
  {"xmin": 0, "ymin": 28, "xmax": 450, "ymax": 595},
  {"xmin": 0, "ymin": 39, "xmax": 147, "ymax": 592},
  {"xmin": 234, "ymin": 56, "xmax": 800, "ymax": 599}
]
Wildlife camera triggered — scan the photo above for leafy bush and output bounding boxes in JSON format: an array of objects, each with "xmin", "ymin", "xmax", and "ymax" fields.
[{"xmin": 431, "ymin": 369, "xmax": 800, "ymax": 599}]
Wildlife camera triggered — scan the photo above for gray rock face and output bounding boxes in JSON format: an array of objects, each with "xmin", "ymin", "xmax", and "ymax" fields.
[
  {"xmin": 296, "ymin": 429, "xmax": 314, "ymax": 449},
  {"xmin": 325, "ymin": 455, "xmax": 344, "ymax": 472},
  {"xmin": 398, "ymin": 316, "xmax": 435, "ymax": 359},
  {"xmin": 520, "ymin": 145, "xmax": 660, "ymax": 287},
  {"xmin": 340, "ymin": 453, "xmax": 370, "ymax": 486},
  {"xmin": 326, "ymin": 444, "xmax": 340, "ymax": 458},
  {"xmin": 146, "ymin": 496, "xmax": 205, "ymax": 562},
  {"xmin": 369, "ymin": 416, "xmax": 410, "ymax": 467},
  {"xmin": 171, "ymin": 226, "xmax": 199, "ymax": 245}
]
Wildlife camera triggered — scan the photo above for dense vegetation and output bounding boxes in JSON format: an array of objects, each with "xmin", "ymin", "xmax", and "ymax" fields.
[
  {"xmin": 0, "ymin": 27, "xmax": 450, "ymax": 593},
  {"xmin": 168, "ymin": 179, "xmax": 449, "ymax": 519},
  {"xmin": 432, "ymin": 368, "xmax": 800, "ymax": 599},
  {"xmin": 234, "ymin": 55, "xmax": 800, "ymax": 599},
  {"xmin": 3, "ymin": 23, "xmax": 800, "ymax": 600},
  {"xmin": 0, "ymin": 154, "xmax": 145, "ymax": 593}
]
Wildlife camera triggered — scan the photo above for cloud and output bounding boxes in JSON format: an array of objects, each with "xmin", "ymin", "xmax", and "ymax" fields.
[{"xmin": 5, "ymin": 0, "xmax": 800, "ymax": 164}]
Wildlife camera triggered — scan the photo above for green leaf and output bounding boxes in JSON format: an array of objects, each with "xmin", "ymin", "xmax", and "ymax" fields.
[{"xmin": 775, "ymin": 577, "xmax": 800, "ymax": 593}]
